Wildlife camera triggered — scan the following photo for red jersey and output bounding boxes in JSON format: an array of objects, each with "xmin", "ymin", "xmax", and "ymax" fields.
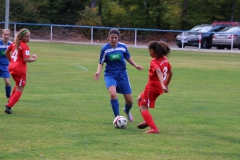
[
  {"xmin": 148, "ymin": 56, "xmax": 172, "ymax": 95},
  {"xmin": 8, "ymin": 41, "xmax": 30, "ymax": 75},
  {"xmin": 139, "ymin": 56, "xmax": 172, "ymax": 108}
]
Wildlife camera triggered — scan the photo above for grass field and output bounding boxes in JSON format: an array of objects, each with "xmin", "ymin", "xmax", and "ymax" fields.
[{"xmin": 0, "ymin": 42, "xmax": 240, "ymax": 160}]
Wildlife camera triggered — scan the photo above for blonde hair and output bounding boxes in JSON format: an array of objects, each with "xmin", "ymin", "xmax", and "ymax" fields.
[
  {"xmin": 14, "ymin": 28, "xmax": 30, "ymax": 49},
  {"xmin": 1, "ymin": 29, "xmax": 11, "ymax": 35}
]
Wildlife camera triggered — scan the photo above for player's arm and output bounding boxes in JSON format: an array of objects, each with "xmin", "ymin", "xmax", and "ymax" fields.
[
  {"xmin": 24, "ymin": 54, "xmax": 37, "ymax": 62},
  {"xmin": 156, "ymin": 68, "xmax": 168, "ymax": 93},
  {"xmin": 94, "ymin": 63, "xmax": 104, "ymax": 81},
  {"xmin": 5, "ymin": 48, "xmax": 11, "ymax": 61},
  {"xmin": 165, "ymin": 69, "xmax": 173, "ymax": 87},
  {"xmin": 127, "ymin": 57, "xmax": 143, "ymax": 70}
]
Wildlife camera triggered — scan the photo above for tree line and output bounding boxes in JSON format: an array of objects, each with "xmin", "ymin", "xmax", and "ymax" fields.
[{"xmin": 0, "ymin": 0, "xmax": 239, "ymax": 30}]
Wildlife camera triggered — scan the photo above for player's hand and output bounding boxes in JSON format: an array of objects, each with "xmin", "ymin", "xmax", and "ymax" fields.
[
  {"xmin": 164, "ymin": 86, "xmax": 169, "ymax": 93},
  {"xmin": 135, "ymin": 65, "xmax": 143, "ymax": 70},
  {"xmin": 32, "ymin": 54, "xmax": 37, "ymax": 60},
  {"xmin": 94, "ymin": 72, "xmax": 100, "ymax": 81}
]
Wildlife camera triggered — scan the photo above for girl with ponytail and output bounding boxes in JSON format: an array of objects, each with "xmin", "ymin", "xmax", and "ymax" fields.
[{"xmin": 4, "ymin": 28, "xmax": 37, "ymax": 114}]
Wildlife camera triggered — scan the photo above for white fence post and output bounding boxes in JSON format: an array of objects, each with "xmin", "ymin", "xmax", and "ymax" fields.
[
  {"xmin": 134, "ymin": 29, "xmax": 137, "ymax": 47},
  {"xmin": 91, "ymin": 26, "xmax": 93, "ymax": 44},
  {"xmin": 231, "ymin": 34, "xmax": 233, "ymax": 52},
  {"xmin": 198, "ymin": 32, "xmax": 201, "ymax": 50},
  {"xmin": 181, "ymin": 32, "xmax": 184, "ymax": 49},
  {"xmin": 14, "ymin": 23, "xmax": 16, "ymax": 39},
  {"xmin": 50, "ymin": 25, "xmax": 52, "ymax": 41}
]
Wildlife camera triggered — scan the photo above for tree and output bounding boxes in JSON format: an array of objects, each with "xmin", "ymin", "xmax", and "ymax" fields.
[
  {"xmin": 34, "ymin": 0, "xmax": 88, "ymax": 24},
  {"xmin": 230, "ymin": 0, "xmax": 236, "ymax": 21}
]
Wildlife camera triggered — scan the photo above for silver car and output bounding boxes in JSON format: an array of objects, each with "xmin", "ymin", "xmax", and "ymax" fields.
[
  {"xmin": 212, "ymin": 26, "xmax": 240, "ymax": 50},
  {"xmin": 176, "ymin": 24, "xmax": 228, "ymax": 49}
]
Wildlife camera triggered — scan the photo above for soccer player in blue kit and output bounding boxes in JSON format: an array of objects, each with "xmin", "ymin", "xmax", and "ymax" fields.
[
  {"xmin": 94, "ymin": 28, "xmax": 143, "ymax": 122},
  {"xmin": 0, "ymin": 29, "xmax": 12, "ymax": 99}
]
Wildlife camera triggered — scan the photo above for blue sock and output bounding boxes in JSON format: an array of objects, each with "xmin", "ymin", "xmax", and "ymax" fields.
[
  {"xmin": 5, "ymin": 86, "xmax": 11, "ymax": 98},
  {"xmin": 124, "ymin": 103, "xmax": 132, "ymax": 113},
  {"xmin": 111, "ymin": 99, "xmax": 119, "ymax": 117}
]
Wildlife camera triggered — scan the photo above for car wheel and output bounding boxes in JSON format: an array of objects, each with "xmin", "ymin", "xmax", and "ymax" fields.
[
  {"xmin": 177, "ymin": 44, "xmax": 185, "ymax": 48},
  {"xmin": 217, "ymin": 46, "xmax": 224, "ymax": 49},
  {"xmin": 227, "ymin": 46, "xmax": 231, "ymax": 50},
  {"xmin": 201, "ymin": 39, "xmax": 210, "ymax": 49}
]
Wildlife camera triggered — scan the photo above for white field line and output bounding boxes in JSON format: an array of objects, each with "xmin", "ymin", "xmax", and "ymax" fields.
[{"xmin": 35, "ymin": 63, "xmax": 89, "ymax": 71}]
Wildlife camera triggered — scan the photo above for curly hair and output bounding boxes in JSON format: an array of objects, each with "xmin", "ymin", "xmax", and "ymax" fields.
[
  {"xmin": 148, "ymin": 41, "xmax": 170, "ymax": 59},
  {"xmin": 14, "ymin": 28, "xmax": 30, "ymax": 50}
]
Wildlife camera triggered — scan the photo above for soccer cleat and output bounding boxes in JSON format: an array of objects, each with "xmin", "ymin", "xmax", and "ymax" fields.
[
  {"xmin": 137, "ymin": 121, "xmax": 148, "ymax": 129},
  {"xmin": 123, "ymin": 108, "xmax": 134, "ymax": 122},
  {"xmin": 5, "ymin": 106, "xmax": 13, "ymax": 114},
  {"xmin": 144, "ymin": 129, "xmax": 160, "ymax": 134}
]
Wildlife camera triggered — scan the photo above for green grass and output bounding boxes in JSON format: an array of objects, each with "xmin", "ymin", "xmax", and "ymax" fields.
[{"xmin": 0, "ymin": 42, "xmax": 240, "ymax": 160}]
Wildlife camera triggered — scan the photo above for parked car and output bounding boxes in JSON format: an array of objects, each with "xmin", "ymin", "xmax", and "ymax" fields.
[
  {"xmin": 212, "ymin": 21, "xmax": 240, "ymax": 27},
  {"xmin": 176, "ymin": 24, "xmax": 230, "ymax": 49},
  {"xmin": 212, "ymin": 26, "xmax": 240, "ymax": 50}
]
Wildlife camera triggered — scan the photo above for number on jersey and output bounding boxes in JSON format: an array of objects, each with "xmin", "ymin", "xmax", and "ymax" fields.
[
  {"xmin": 11, "ymin": 50, "xmax": 18, "ymax": 62},
  {"xmin": 163, "ymin": 66, "xmax": 168, "ymax": 81}
]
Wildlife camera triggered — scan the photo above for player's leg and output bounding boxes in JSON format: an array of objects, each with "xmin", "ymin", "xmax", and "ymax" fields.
[
  {"xmin": 5, "ymin": 74, "xmax": 25, "ymax": 114},
  {"xmin": 123, "ymin": 94, "xmax": 134, "ymax": 122},
  {"xmin": 138, "ymin": 87, "xmax": 159, "ymax": 133},
  {"xmin": 7, "ymin": 85, "xmax": 24, "ymax": 107},
  {"xmin": 137, "ymin": 93, "xmax": 148, "ymax": 129},
  {"xmin": 105, "ymin": 74, "xmax": 120, "ymax": 117},
  {"xmin": 117, "ymin": 70, "xmax": 134, "ymax": 121},
  {"xmin": 4, "ymin": 77, "xmax": 11, "ymax": 98},
  {"xmin": 140, "ymin": 105, "xmax": 159, "ymax": 134},
  {"xmin": 1, "ymin": 68, "xmax": 12, "ymax": 98},
  {"xmin": 108, "ymin": 86, "xmax": 119, "ymax": 117}
]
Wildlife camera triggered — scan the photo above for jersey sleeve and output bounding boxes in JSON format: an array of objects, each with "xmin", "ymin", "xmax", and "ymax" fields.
[
  {"xmin": 168, "ymin": 62, "xmax": 172, "ymax": 71},
  {"xmin": 150, "ymin": 60, "xmax": 160, "ymax": 72},
  {"xmin": 99, "ymin": 46, "xmax": 106, "ymax": 64},
  {"xmin": 21, "ymin": 44, "xmax": 30, "ymax": 58},
  {"xmin": 8, "ymin": 43, "xmax": 13, "ymax": 51},
  {"xmin": 123, "ymin": 45, "xmax": 131, "ymax": 60}
]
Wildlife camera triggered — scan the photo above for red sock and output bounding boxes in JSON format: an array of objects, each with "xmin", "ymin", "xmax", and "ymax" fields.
[
  {"xmin": 7, "ymin": 91, "xmax": 22, "ymax": 108},
  {"xmin": 141, "ymin": 110, "xmax": 158, "ymax": 130},
  {"xmin": 8, "ymin": 86, "xmax": 16, "ymax": 102}
]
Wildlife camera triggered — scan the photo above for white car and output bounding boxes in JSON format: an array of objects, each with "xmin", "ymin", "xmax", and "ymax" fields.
[{"xmin": 212, "ymin": 26, "xmax": 240, "ymax": 50}]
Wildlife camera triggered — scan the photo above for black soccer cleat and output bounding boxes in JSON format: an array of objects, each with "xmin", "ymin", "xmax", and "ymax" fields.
[{"xmin": 5, "ymin": 106, "xmax": 13, "ymax": 114}]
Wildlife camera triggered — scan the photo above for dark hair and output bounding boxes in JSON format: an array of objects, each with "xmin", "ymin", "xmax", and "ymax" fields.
[
  {"xmin": 148, "ymin": 41, "xmax": 170, "ymax": 58},
  {"xmin": 108, "ymin": 28, "xmax": 120, "ymax": 37}
]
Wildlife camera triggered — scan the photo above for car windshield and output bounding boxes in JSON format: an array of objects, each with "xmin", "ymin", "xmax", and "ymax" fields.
[
  {"xmin": 219, "ymin": 27, "xmax": 240, "ymax": 33},
  {"xmin": 190, "ymin": 26, "xmax": 213, "ymax": 32}
]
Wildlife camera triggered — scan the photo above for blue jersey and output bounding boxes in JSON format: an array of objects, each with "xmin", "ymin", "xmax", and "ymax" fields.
[
  {"xmin": 0, "ymin": 40, "xmax": 12, "ymax": 66},
  {"xmin": 99, "ymin": 42, "xmax": 131, "ymax": 72}
]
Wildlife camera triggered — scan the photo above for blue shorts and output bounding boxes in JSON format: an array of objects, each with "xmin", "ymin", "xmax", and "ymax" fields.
[
  {"xmin": 104, "ymin": 70, "xmax": 132, "ymax": 94},
  {"xmin": 0, "ymin": 65, "xmax": 10, "ymax": 78}
]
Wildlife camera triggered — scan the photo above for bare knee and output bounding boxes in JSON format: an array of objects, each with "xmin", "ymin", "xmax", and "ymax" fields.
[
  {"xmin": 109, "ymin": 93, "xmax": 117, "ymax": 100},
  {"xmin": 140, "ymin": 106, "xmax": 148, "ymax": 112},
  {"xmin": 4, "ymin": 78, "xmax": 11, "ymax": 86}
]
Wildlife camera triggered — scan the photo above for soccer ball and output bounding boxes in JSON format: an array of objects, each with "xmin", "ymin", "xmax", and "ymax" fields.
[{"xmin": 113, "ymin": 116, "xmax": 128, "ymax": 129}]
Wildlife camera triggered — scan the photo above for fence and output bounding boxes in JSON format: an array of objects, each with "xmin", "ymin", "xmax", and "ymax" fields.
[
  {"xmin": 0, "ymin": 22, "xmax": 179, "ymax": 46},
  {"xmin": 0, "ymin": 22, "xmax": 239, "ymax": 52}
]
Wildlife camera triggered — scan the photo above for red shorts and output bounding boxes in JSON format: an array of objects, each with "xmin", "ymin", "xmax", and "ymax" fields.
[
  {"xmin": 11, "ymin": 74, "xmax": 26, "ymax": 87},
  {"xmin": 138, "ymin": 81, "xmax": 163, "ymax": 108}
]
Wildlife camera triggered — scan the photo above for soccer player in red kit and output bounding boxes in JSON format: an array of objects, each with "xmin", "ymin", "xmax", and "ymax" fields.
[
  {"xmin": 4, "ymin": 28, "xmax": 37, "ymax": 114},
  {"xmin": 137, "ymin": 41, "xmax": 173, "ymax": 134}
]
